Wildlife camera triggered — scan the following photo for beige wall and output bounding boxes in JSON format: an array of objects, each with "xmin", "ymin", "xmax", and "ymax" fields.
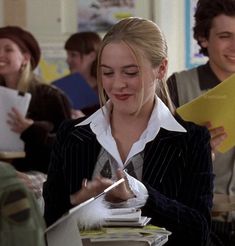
[{"xmin": 0, "ymin": 0, "xmax": 186, "ymax": 77}]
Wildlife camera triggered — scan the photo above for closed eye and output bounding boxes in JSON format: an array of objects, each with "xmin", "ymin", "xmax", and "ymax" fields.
[
  {"xmin": 125, "ymin": 71, "xmax": 139, "ymax": 76},
  {"xmin": 102, "ymin": 71, "xmax": 114, "ymax": 76}
]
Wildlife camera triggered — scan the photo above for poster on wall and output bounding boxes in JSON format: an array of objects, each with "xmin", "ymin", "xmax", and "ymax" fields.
[
  {"xmin": 185, "ymin": 0, "xmax": 208, "ymax": 68},
  {"xmin": 38, "ymin": 43, "xmax": 69, "ymax": 84},
  {"xmin": 77, "ymin": 0, "xmax": 136, "ymax": 32}
]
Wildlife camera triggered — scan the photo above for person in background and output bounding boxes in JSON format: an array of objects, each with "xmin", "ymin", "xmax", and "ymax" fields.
[
  {"xmin": 167, "ymin": 0, "xmax": 235, "ymax": 245},
  {"xmin": 44, "ymin": 17, "xmax": 214, "ymax": 246},
  {"xmin": 0, "ymin": 161, "xmax": 46, "ymax": 246},
  {"xmin": 0, "ymin": 26, "xmax": 72, "ymax": 203},
  {"xmin": 53, "ymin": 32, "xmax": 102, "ymax": 117}
]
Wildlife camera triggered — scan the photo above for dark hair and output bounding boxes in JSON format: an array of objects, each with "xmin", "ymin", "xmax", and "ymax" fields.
[
  {"xmin": 0, "ymin": 26, "xmax": 41, "ymax": 69},
  {"xmin": 194, "ymin": 0, "xmax": 235, "ymax": 56},
  {"xmin": 65, "ymin": 32, "xmax": 101, "ymax": 77}
]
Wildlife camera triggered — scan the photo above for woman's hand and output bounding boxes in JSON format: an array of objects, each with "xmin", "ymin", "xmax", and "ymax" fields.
[
  {"xmin": 7, "ymin": 107, "xmax": 34, "ymax": 134},
  {"xmin": 105, "ymin": 169, "xmax": 135, "ymax": 203},
  {"xmin": 70, "ymin": 169, "xmax": 135, "ymax": 205},
  {"xmin": 70, "ymin": 176, "xmax": 113, "ymax": 205}
]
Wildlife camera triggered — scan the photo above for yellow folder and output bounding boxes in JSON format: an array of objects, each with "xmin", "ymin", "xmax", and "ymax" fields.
[{"xmin": 176, "ymin": 74, "xmax": 235, "ymax": 153}]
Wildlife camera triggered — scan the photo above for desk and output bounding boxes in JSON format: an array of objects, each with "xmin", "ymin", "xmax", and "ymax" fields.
[
  {"xmin": 212, "ymin": 194, "xmax": 235, "ymax": 214},
  {"xmin": 0, "ymin": 151, "xmax": 25, "ymax": 160},
  {"xmin": 0, "ymin": 151, "xmax": 25, "ymax": 164}
]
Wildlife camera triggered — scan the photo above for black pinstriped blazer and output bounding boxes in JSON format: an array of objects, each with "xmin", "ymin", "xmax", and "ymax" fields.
[{"xmin": 43, "ymin": 116, "xmax": 213, "ymax": 246}]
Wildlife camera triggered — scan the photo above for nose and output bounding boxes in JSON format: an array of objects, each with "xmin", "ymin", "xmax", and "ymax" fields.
[{"xmin": 112, "ymin": 74, "xmax": 127, "ymax": 89}]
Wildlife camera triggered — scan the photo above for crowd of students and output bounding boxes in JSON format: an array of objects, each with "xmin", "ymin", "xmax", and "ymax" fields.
[{"xmin": 1, "ymin": 0, "xmax": 234, "ymax": 245}]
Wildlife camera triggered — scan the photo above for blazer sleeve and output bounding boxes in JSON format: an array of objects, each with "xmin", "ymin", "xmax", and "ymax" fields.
[
  {"xmin": 142, "ymin": 124, "xmax": 214, "ymax": 246},
  {"xmin": 43, "ymin": 120, "xmax": 74, "ymax": 226}
]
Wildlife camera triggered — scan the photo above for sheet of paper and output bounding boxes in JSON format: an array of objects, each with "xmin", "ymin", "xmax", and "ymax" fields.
[
  {"xmin": 176, "ymin": 74, "xmax": 235, "ymax": 153},
  {"xmin": 46, "ymin": 178, "xmax": 125, "ymax": 233},
  {"xmin": 46, "ymin": 217, "xmax": 82, "ymax": 246},
  {"xmin": 0, "ymin": 86, "xmax": 31, "ymax": 151}
]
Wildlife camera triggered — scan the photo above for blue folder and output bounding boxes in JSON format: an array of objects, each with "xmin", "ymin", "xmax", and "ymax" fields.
[{"xmin": 52, "ymin": 73, "xmax": 99, "ymax": 110}]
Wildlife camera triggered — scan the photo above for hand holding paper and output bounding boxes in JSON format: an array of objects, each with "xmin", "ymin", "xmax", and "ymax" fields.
[
  {"xmin": 0, "ymin": 86, "xmax": 31, "ymax": 151},
  {"xmin": 7, "ymin": 107, "xmax": 34, "ymax": 134},
  {"xmin": 176, "ymin": 74, "xmax": 235, "ymax": 153}
]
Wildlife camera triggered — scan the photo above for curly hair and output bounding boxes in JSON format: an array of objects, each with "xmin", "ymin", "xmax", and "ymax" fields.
[{"xmin": 194, "ymin": 0, "xmax": 235, "ymax": 56}]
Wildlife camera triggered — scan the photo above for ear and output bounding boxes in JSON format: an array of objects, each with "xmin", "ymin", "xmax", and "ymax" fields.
[
  {"xmin": 22, "ymin": 53, "xmax": 31, "ymax": 66},
  {"xmin": 198, "ymin": 36, "xmax": 208, "ymax": 48},
  {"xmin": 88, "ymin": 51, "xmax": 97, "ymax": 62},
  {"xmin": 157, "ymin": 58, "xmax": 168, "ymax": 80}
]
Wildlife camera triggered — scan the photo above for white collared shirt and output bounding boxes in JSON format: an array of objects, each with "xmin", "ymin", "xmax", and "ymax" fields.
[
  {"xmin": 76, "ymin": 96, "xmax": 186, "ymax": 208},
  {"xmin": 76, "ymin": 95, "xmax": 186, "ymax": 167}
]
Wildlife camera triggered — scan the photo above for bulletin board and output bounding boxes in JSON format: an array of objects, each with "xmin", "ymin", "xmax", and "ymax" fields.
[
  {"xmin": 185, "ymin": 0, "xmax": 207, "ymax": 68},
  {"xmin": 77, "ymin": 0, "xmax": 137, "ymax": 32},
  {"xmin": 3, "ymin": 0, "xmax": 27, "ymax": 27}
]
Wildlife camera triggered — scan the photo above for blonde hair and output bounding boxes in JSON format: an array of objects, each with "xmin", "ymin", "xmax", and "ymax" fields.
[
  {"xmin": 97, "ymin": 17, "xmax": 175, "ymax": 114},
  {"xmin": 17, "ymin": 62, "xmax": 33, "ymax": 92}
]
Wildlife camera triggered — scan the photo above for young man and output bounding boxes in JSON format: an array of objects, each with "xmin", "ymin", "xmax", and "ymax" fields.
[{"xmin": 167, "ymin": 0, "xmax": 235, "ymax": 245}]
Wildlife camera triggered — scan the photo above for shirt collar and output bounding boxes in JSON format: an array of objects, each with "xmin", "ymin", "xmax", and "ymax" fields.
[
  {"xmin": 76, "ymin": 96, "xmax": 186, "ymax": 165},
  {"xmin": 76, "ymin": 95, "xmax": 186, "ymax": 135}
]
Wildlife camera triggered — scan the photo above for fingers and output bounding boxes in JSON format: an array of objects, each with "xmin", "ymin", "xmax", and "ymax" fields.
[
  {"xmin": 11, "ymin": 107, "xmax": 23, "ymax": 119},
  {"xmin": 116, "ymin": 168, "xmax": 125, "ymax": 179},
  {"xmin": 70, "ymin": 178, "xmax": 112, "ymax": 205},
  {"xmin": 208, "ymin": 126, "xmax": 227, "ymax": 151},
  {"xmin": 7, "ymin": 107, "xmax": 33, "ymax": 133},
  {"xmin": 210, "ymin": 133, "xmax": 227, "ymax": 150},
  {"xmin": 209, "ymin": 126, "xmax": 225, "ymax": 139},
  {"xmin": 82, "ymin": 178, "xmax": 88, "ymax": 188},
  {"xmin": 204, "ymin": 125, "xmax": 227, "ymax": 151}
]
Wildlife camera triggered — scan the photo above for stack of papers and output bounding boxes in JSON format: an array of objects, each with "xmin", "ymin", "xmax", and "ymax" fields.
[
  {"xmin": 81, "ymin": 225, "xmax": 171, "ymax": 245},
  {"xmin": 176, "ymin": 74, "xmax": 235, "ymax": 153},
  {"xmin": 103, "ymin": 208, "xmax": 151, "ymax": 227}
]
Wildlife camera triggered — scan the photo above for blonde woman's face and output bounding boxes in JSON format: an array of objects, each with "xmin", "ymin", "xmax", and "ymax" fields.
[
  {"xmin": 0, "ymin": 38, "xmax": 28, "ymax": 77},
  {"xmin": 100, "ymin": 42, "xmax": 158, "ymax": 116}
]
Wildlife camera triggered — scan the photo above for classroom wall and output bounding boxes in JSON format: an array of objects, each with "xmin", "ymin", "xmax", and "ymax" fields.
[{"xmin": 0, "ymin": 0, "xmax": 186, "ymax": 81}]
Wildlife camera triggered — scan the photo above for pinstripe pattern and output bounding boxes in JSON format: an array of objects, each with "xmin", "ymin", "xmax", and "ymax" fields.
[{"xmin": 43, "ymin": 116, "xmax": 214, "ymax": 246}]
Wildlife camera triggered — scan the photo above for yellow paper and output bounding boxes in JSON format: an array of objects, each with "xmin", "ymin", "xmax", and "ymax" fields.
[{"xmin": 176, "ymin": 73, "xmax": 235, "ymax": 153}]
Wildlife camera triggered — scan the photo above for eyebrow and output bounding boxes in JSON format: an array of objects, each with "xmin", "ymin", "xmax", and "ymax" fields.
[
  {"xmin": 100, "ymin": 64, "xmax": 139, "ymax": 69},
  {"xmin": 216, "ymin": 31, "xmax": 233, "ymax": 35}
]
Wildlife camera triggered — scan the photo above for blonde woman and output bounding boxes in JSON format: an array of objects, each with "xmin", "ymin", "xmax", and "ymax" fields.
[
  {"xmin": 0, "ymin": 26, "xmax": 71, "ymax": 198},
  {"xmin": 44, "ymin": 18, "xmax": 213, "ymax": 246}
]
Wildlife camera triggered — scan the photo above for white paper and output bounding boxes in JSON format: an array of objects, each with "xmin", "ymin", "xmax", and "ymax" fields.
[
  {"xmin": 46, "ymin": 216, "xmax": 83, "ymax": 246},
  {"xmin": 0, "ymin": 86, "xmax": 31, "ymax": 151},
  {"xmin": 46, "ymin": 178, "xmax": 125, "ymax": 232}
]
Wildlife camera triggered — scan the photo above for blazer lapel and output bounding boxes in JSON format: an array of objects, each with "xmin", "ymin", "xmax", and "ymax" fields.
[{"xmin": 143, "ymin": 128, "xmax": 187, "ymax": 192}]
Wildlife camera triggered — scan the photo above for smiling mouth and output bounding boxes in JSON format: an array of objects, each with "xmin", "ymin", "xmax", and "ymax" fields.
[
  {"xmin": 0, "ymin": 62, "xmax": 7, "ymax": 67},
  {"xmin": 225, "ymin": 55, "xmax": 235, "ymax": 62},
  {"xmin": 114, "ymin": 94, "xmax": 131, "ymax": 100}
]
